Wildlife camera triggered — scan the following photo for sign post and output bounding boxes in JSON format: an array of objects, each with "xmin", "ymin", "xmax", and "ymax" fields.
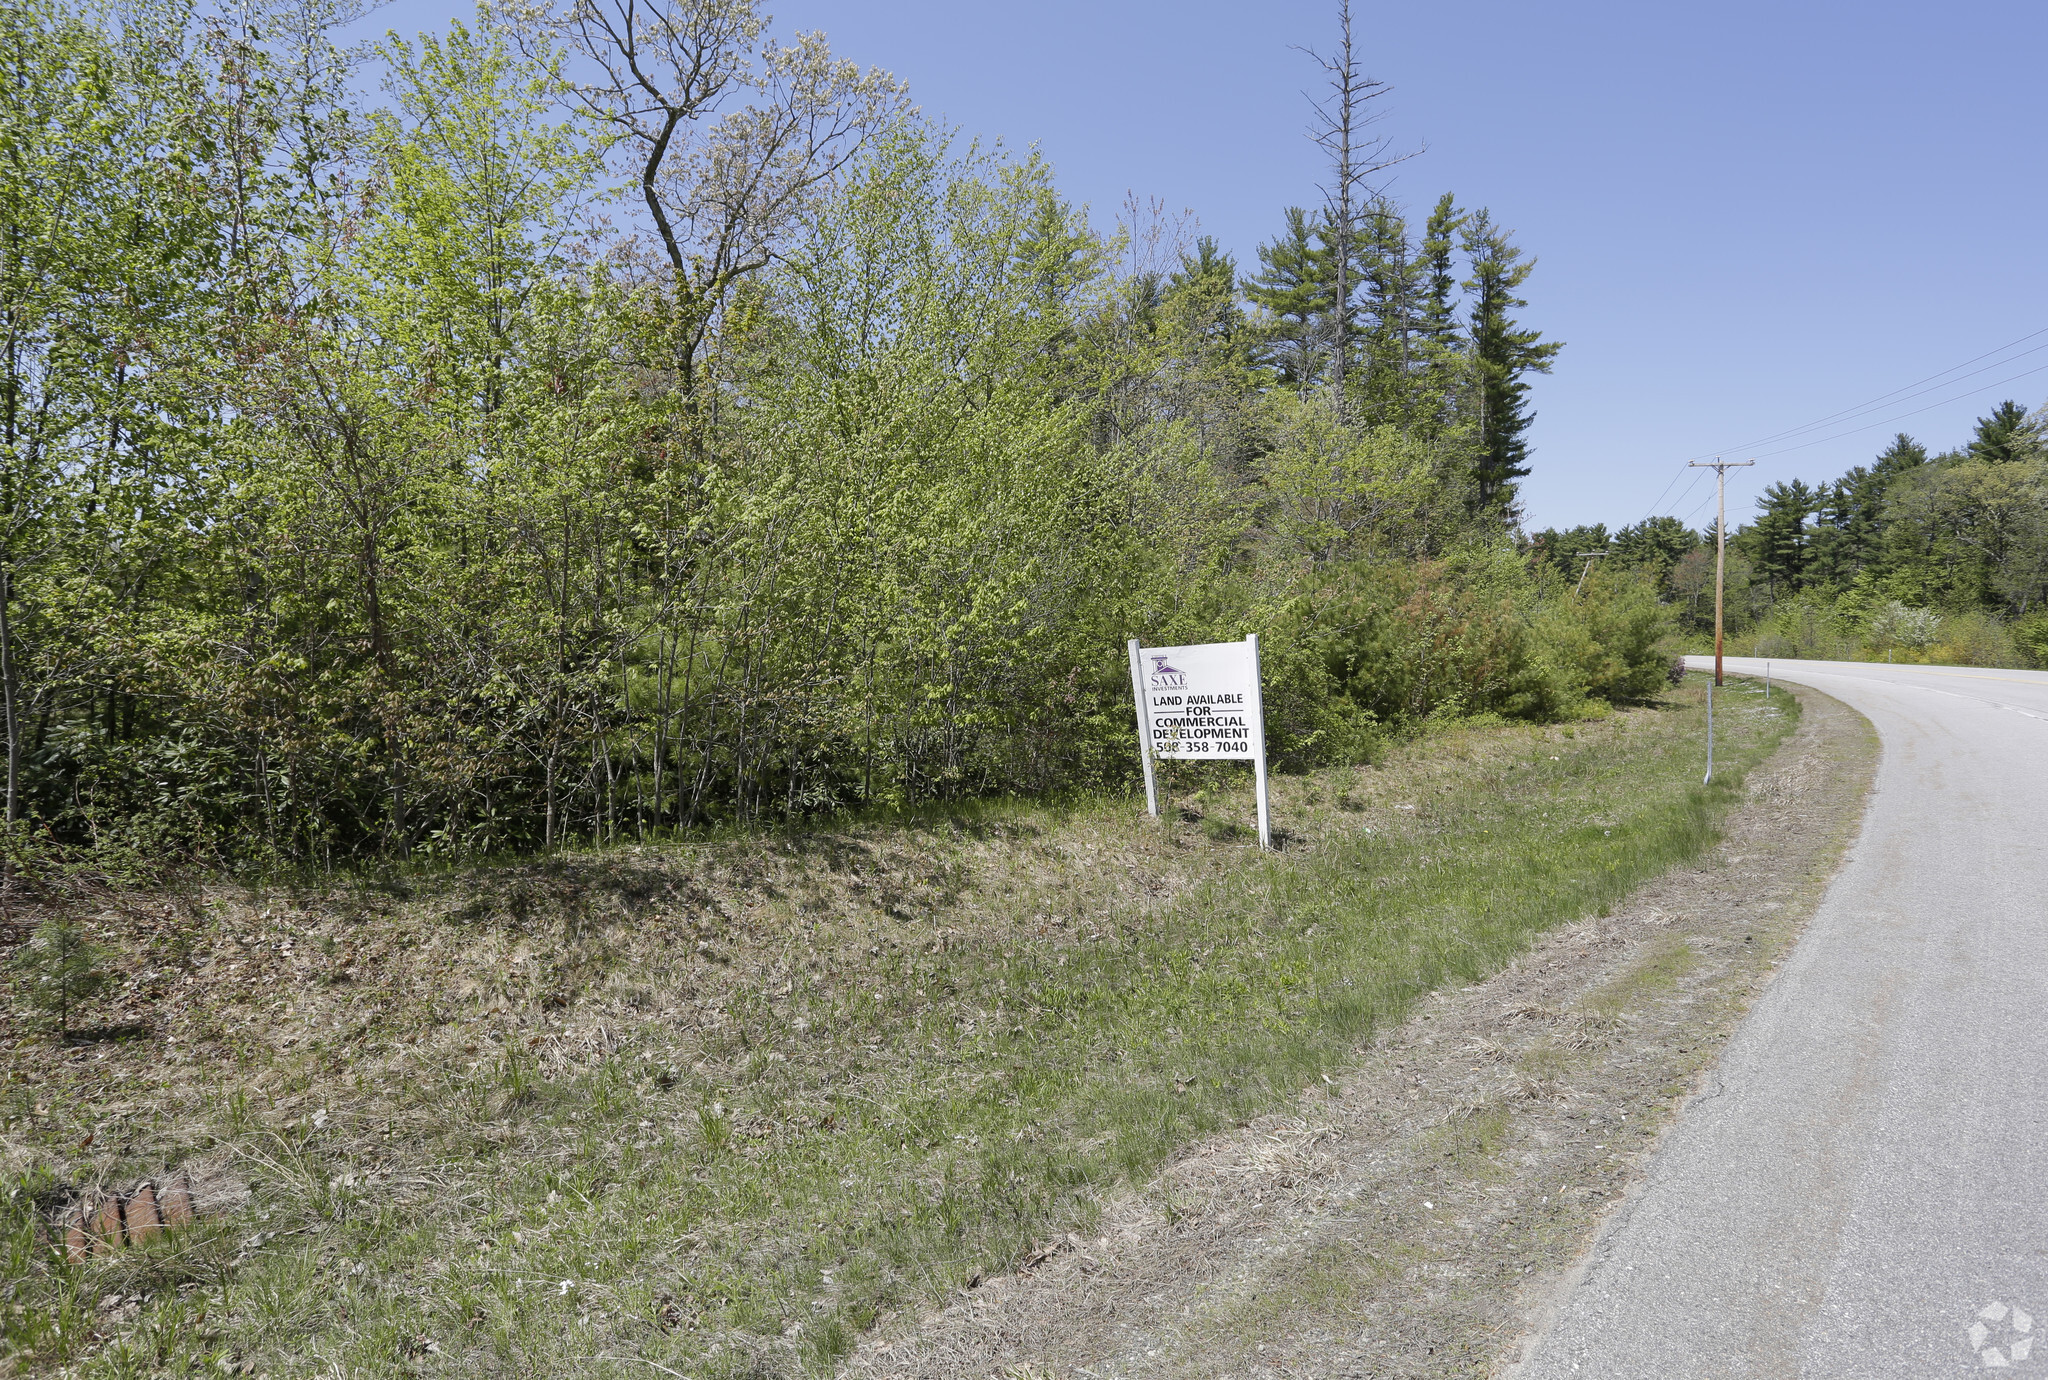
[
  {"xmin": 1125, "ymin": 638, "xmax": 1160, "ymax": 817},
  {"xmin": 1127, "ymin": 635, "xmax": 1272, "ymax": 850}
]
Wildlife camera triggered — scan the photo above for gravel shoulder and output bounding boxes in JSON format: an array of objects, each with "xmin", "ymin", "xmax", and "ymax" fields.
[{"xmin": 840, "ymin": 680, "xmax": 1879, "ymax": 1380}]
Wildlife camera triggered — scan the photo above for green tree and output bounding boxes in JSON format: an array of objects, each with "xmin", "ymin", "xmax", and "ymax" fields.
[
  {"xmin": 1525, "ymin": 523, "xmax": 1609, "ymax": 580},
  {"xmin": 1806, "ymin": 432, "xmax": 1926, "ymax": 587},
  {"xmin": 1967, "ymin": 400, "xmax": 2040, "ymax": 465},
  {"xmin": 10, "ymin": 915, "xmax": 106, "ymax": 1036},
  {"xmin": 1611, "ymin": 516, "xmax": 1699, "ymax": 578},
  {"xmin": 1748, "ymin": 478, "xmax": 1821, "ymax": 598},
  {"xmin": 1244, "ymin": 207, "xmax": 1333, "ymax": 386},
  {"xmin": 1461, "ymin": 211, "xmax": 1560, "ymax": 515}
]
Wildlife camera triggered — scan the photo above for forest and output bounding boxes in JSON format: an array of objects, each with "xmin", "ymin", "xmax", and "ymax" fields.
[
  {"xmin": 3, "ymin": 0, "xmax": 1679, "ymax": 872},
  {"xmin": 1530, "ymin": 402, "xmax": 2048, "ymax": 670}
]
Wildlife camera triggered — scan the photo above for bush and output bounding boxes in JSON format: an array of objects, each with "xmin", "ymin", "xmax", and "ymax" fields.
[
  {"xmin": 8, "ymin": 916, "xmax": 107, "ymax": 1037},
  {"xmin": 1535, "ymin": 571, "xmax": 1674, "ymax": 704},
  {"xmin": 2015, "ymin": 611, "xmax": 2048, "ymax": 669},
  {"xmin": 1929, "ymin": 610, "xmax": 2020, "ymax": 667},
  {"xmin": 1307, "ymin": 558, "xmax": 1580, "ymax": 725}
]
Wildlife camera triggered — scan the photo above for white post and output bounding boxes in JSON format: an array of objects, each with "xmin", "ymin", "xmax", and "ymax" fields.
[
  {"xmin": 1704, "ymin": 680, "xmax": 1715, "ymax": 785},
  {"xmin": 1765, "ymin": 660, "xmax": 1772, "ymax": 698},
  {"xmin": 1127, "ymin": 638, "xmax": 1159, "ymax": 817},
  {"xmin": 1247, "ymin": 633, "xmax": 1272, "ymax": 850}
]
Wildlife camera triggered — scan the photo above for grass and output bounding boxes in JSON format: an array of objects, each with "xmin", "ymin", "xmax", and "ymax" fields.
[{"xmin": 0, "ymin": 676, "xmax": 1795, "ymax": 1378}]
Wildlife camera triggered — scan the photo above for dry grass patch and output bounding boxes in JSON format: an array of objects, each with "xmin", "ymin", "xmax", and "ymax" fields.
[{"xmin": 0, "ymin": 681, "xmax": 1791, "ymax": 1378}]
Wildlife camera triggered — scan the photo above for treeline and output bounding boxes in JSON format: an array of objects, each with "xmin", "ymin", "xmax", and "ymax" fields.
[
  {"xmin": 0, "ymin": 0, "xmax": 1658, "ymax": 868},
  {"xmin": 1531, "ymin": 403, "xmax": 2048, "ymax": 667}
]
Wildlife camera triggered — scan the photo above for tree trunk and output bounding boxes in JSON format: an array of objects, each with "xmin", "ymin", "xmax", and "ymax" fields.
[{"xmin": 0, "ymin": 564, "xmax": 19, "ymax": 826}]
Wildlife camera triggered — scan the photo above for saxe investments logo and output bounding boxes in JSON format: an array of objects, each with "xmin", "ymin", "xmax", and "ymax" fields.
[{"xmin": 1147, "ymin": 655, "xmax": 1185, "ymax": 692}]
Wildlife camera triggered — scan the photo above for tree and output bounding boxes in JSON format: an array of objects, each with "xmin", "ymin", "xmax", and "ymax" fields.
[
  {"xmin": 528, "ymin": 0, "xmax": 906, "ymax": 418},
  {"xmin": 1806, "ymin": 432, "xmax": 1925, "ymax": 587},
  {"xmin": 1461, "ymin": 211, "xmax": 1560, "ymax": 515},
  {"xmin": 1526, "ymin": 523, "xmax": 1609, "ymax": 580},
  {"xmin": 10, "ymin": 915, "xmax": 106, "ymax": 1037},
  {"xmin": 1244, "ymin": 207, "xmax": 1333, "ymax": 386},
  {"xmin": 1967, "ymin": 400, "xmax": 2040, "ymax": 465},
  {"xmin": 1749, "ymin": 478, "xmax": 1820, "ymax": 597},
  {"xmin": 1299, "ymin": 0, "xmax": 1406, "ymax": 416},
  {"xmin": 1165, "ymin": 236, "xmax": 1243, "ymax": 346},
  {"xmin": 1611, "ymin": 516, "xmax": 1699, "ymax": 578},
  {"xmin": 1418, "ymin": 193, "xmax": 1464, "ymax": 347},
  {"xmin": 1357, "ymin": 198, "xmax": 1424, "ymax": 425}
]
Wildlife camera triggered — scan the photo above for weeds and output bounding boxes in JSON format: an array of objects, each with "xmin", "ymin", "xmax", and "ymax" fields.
[{"xmin": 1, "ymin": 680, "xmax": 1793, "ymax": 1378}]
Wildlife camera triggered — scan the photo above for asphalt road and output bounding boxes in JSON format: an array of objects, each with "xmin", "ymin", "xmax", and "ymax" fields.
[{"xmin": 1517, "ymin": 657, "xmax": 2048, "ymax": 1379}]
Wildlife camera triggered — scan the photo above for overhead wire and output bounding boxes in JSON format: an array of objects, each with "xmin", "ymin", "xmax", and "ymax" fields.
[
  {"xmin": 1748, "ymin": 358, "xmax": 2048, "ymax": 459},
  {"xmin": 1630, "ymin": 323, "xmax": 2048, "ymax": 529},
  {"xmin": 1681, "ymin": 324, "xmax": 2048, "ymax": 461}
]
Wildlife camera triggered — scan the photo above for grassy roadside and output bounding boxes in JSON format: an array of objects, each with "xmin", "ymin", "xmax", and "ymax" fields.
[{"xmin": 0, "ymin": 679, "xmax": 1793, "ymax": 1379}]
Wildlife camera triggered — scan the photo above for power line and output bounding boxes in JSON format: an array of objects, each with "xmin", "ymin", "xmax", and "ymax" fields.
[
  {"xmin": 1633, "ymin": 325, "xmax": 2048, "ymax": 528},
  {"xmin": 1682, "ymin": 324, "xmax": 2048, "ymax": 462},
  {"xmin": 1750, "ymin": 358, "xmax": 2048, "ymax": 460}
]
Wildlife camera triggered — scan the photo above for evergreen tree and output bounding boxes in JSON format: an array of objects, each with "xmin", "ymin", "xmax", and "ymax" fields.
[
  {"xmin": 1611, "ymin": 516, "xmax": 1699, "ymax": 578},
  {"xmin": 1807, "ymin": 433, "xmax": 1926, "ymax": 586},
  {"xmin": 1461, "ymin": 210, "xmax": 1560, "ymax": 515},
  {"xmin": 1750, "ymin": 479, "xmax": 1821, "ymax": 597},
  {"xmin": 1967, "ymin": 399, "xmax": 2040, "ymax": 464},
  {"xmin": 1301, "ymin": 0, "xmax": 1398, "ymax": 417},
  {"xmin": 1418, "ymin": 192, "xmax": 1465, "ymax": 348},
  {"xmin": 1166, "ymin": 236, "xmax": 1242, "ymax": 339},
  {"xmin": 1357, "ymin": 199, "xmax": 1423, "ymax": 425},
  {"xmin": 1526, "ymin": 523, "xmax": 1609, "ymax": 579},
  {"xmin": 1245, "ymin": 206, "xmax": 1334, "ymax": 386}
]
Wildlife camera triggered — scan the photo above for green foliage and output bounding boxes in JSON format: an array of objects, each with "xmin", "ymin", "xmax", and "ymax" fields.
[
  {"xmin": 1301, "ymin": 547, "xmax": 1671, "ymax": 728},
  {"xmin": 1967, "ymin": 399, "xmax": 2041, "ymax": 465},
  {"xmin": 1525, "ymin": 523, "xmax": 1610, "ymax": 580},
  {"xmin": 0, "ymin": 0, "xmax": 1607, "ymax": 866},
  {"xmin": 1698, "ymin": 405, "xmax": 2043, "ymax": 665},
  {"xmin": 9, "ymin": 916, "xmax": 107, "ymax": 1035},
  {"xmin": 1244, "ymin": 207, "xmax": 1333, "ymax": 386},
  {"xmin": 1538, "ymin": 571, "xmax": 1675, "ymax": 704},
  {"xmin": 1461, "ymin": 211, "xmax": 1562, "ymax": 514},
  {"xmin": 1611, "ymin": 516, "xmax": 1701, "ymax": 579},
  {"xmin": 1747, "ymin": 478, "xmax": 1821, "ymax": 599}
]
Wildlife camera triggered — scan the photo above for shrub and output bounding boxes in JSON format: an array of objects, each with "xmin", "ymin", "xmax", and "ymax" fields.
[
  {"xmin": 1535, "ymin": 572, "xmax": 1674, "ymax": 704},
  {"xmin": 1305, "ymin": 557, "xmax": 1579, "ymax": 725},
  {"xmin": 9, "ymin": 916, "xmax": 108, "ymax": 1037},
  {"xmin": 2015, "ymin": 611, "xmax": 2048, "ymax": 669}
]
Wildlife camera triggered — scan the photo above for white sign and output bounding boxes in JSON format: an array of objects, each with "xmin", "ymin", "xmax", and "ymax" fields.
[{"xmin": 1126, "ymin": 636, "xmax": 1272, "ymax": 849}]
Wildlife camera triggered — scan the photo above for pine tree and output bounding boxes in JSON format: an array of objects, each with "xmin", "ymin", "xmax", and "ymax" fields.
[
  {"xmin": 1967, "ymin": 400, "xmax": 2040, "ymax": 464},
  {"xmin": 1526, "ymin": 523, "xmax": 1609, "ymax": 579},
  {"xmin": 1302, "ymin": 0, "xmax": 1399, "ymax": 416},
  {"xmin": 10, "ymin": 915, "xmax": 106, "ymax": 1037},
  {"xmin": 1418, "ymin": 192, "xmax": 1464, "ymax": 347},
  {"xmin": 1807, "ymin": 433, "xmax": 1926, "ymax": 585},
  {"xmin": 1245, "ymin": 207, "xmax": 1334, "ymax": 386},
  {"xmin": 1751, "ymin": 479, "xmax": 1821, "ymax": 597},
  {"xmin": 1611, "ymin": 516, "xmax": 1699, "ymax": 577},
  {"xmin": 1167, "ymin": 236, "xmax": 1242, "ymax": 338},
  {"xmin": 1461, "ymin": 211, "xmax": 1560, "ymax": 514},
  {"xmin": 1358, "ymin": 199, "xmax": 1423, "ymax": 425}
]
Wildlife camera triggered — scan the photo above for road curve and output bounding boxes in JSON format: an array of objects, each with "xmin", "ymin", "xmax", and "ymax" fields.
[{"xmin": 1517, "ymin": 657, "xmax": 2048, "ymax": 1379}]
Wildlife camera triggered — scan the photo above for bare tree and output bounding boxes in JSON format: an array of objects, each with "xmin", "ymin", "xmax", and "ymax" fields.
[
  {"xmin": 1299, "ymin": 0, "xmax": 1411, "ymax": 417},
  {"xmin": 523, "ymin": 0, "xmax": 906, "ymax": 407}
]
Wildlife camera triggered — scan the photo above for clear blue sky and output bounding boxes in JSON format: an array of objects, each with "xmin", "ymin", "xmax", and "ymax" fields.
[{"xmin": 343, "ymin": 0, "xmax": 2048, "ymax": 533}]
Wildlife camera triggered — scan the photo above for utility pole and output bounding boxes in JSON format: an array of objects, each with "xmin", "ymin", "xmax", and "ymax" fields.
[
  {"xmin": 1573, "ymin": 551, "xmax": 1608, "ymax": 596},
  {"xmin": 1688, "ymin": 458, "xmax": 1754, "ymax": 687}
]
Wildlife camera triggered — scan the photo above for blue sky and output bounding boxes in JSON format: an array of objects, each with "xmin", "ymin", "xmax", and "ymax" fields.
[{"xmin": 343, "ymin": 0, "xmax": 2048, "ymax": 532}]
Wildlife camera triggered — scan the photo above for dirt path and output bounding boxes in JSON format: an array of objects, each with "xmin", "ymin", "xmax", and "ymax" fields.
[{"xmin": 839, "ymin": 682, "xmax": 1879, "ymax": 1380}]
